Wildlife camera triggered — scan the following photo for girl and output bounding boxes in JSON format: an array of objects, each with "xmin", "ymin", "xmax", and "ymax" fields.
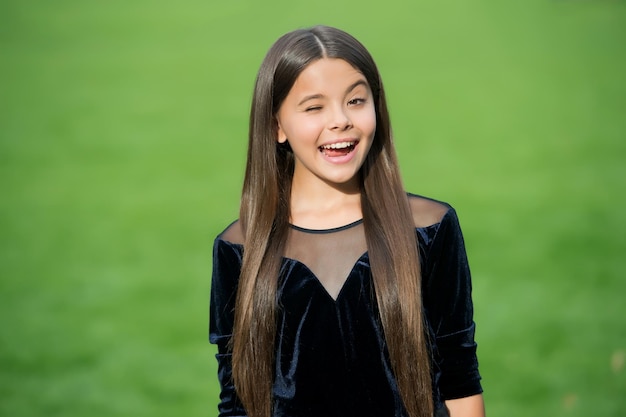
[{"xmin": 210, "ymin": 26, "xmax": 484, "ymax": 417}]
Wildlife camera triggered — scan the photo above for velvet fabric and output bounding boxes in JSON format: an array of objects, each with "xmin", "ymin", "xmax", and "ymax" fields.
[{"xmin": 209, "ymin": 202, "xmax": 482, "ymax": 417}]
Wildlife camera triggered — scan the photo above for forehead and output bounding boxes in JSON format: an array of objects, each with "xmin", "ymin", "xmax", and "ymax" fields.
[{"xmin": 289, "ymin": 58, "xmax": 369, "ymax": 95}]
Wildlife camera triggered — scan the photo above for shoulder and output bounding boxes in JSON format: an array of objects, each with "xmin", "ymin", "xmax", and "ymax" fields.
[
  {"xmin": 216, "ymin": 219, "xmax": 244, "ymax": 245},
  {"xmin": 406, "ymin": 193, "xmax": 454, "ymax": 228},
  {"xmin": 212, "ymin": 221, "xmax": 244, "ymax": 275}
]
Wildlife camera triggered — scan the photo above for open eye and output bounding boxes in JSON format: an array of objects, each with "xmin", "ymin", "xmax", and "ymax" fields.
[{"xmin": 348, "ymin": 98, "xmax": 366, "ymax": 106}]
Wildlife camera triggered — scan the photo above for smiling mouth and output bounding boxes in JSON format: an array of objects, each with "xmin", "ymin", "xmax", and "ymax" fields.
[{"xmin": 319, "ymin": 141, "xmax": 358, "ymax": 157}]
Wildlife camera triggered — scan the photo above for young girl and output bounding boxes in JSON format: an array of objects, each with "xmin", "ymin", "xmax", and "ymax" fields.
[{"xmin": 210, "ymin": 25, "xmax": 484, "ymax": 417}]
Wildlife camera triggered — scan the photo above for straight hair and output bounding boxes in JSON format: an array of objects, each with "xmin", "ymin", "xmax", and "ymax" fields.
[{"xmin": 233, "ymin": 25, "xmax": 433, "ymax": 417}]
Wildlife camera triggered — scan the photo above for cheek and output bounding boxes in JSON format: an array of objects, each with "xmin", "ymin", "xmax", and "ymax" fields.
[
  {"xmin": 287, "ymin": 117, "xmax": 323, "ymax": 140},
  {"xmin": 356, "ymin": 108, "xmax": 377, "ymax": 137}
]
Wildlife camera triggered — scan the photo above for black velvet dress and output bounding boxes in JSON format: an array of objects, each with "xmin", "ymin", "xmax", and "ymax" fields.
[{"xmin": 209, "ymin": 195, "xmax": 482, "ymax": 417}]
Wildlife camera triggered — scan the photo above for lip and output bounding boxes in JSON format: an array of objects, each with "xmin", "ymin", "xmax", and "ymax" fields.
[{"xmin": 318, "ymin": 139, "xmax": 360, "ymax": 164}]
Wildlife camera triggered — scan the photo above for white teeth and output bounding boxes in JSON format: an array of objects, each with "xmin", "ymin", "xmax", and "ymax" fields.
[{"xmin": 321, "ymin": 141, "xmax": 355, "ymax": 150}]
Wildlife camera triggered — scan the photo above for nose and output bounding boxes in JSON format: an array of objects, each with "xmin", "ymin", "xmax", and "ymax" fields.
[{"xmin": 329, "ymin": 105, "xmax": 352, "ymax": 131}]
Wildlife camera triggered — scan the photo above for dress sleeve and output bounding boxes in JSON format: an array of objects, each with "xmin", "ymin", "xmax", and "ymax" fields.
[
  {"xmin": 423, "ymin": 208, "xmax": 483, "ymax": 400},
  {"xmin": 209, "ymin": 238, "xmax": 247, "ymax": 417}
]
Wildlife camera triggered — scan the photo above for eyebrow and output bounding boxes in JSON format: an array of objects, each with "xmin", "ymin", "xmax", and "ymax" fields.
[{"xmin": 297, "ymin": 79, "xmax": 369, "ymax": 106}]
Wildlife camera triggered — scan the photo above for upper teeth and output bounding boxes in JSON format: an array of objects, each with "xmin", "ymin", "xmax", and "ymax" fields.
[{"xmin": 321, "ymin": 141, "xmax": 355, "ymax": 150}]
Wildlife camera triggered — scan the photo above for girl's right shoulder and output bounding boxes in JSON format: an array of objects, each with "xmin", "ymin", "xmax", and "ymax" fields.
[{"xmin": 216, "ymin": 219, "xmax": 245, "ymax": 245}]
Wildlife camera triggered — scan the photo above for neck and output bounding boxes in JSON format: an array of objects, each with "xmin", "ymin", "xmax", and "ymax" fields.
[{"xmin": 290, "ymin": 174, "xmax": 362, "ymax": 230}]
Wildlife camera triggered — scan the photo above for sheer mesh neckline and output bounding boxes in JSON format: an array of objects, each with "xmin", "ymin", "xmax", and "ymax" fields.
[
  {"xmin": 217, "ymin": 194, "xmax": 451, "ymax": 301},
  {"xmin": 284, "ymin": 218, "xmax": 367, "ymax": 300},
  {"xmin": 289, "ymin": 218, "xmax": 364, "ymax": 234}
]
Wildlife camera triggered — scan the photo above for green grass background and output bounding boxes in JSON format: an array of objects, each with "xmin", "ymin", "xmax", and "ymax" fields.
[{"xmin": 1, "ymin": 0, "xmax": 625, "ymax": 416}]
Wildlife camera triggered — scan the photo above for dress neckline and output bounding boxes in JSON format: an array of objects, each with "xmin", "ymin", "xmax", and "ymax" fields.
[{"xmin": 289, "ymin": 218, "xmax": 364, "ymax": 234}]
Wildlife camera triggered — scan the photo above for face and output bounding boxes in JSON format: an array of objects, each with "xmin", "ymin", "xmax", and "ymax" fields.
[{"xmin": 276, "ymin": 58, "xmax": 376, "ymax": 189}]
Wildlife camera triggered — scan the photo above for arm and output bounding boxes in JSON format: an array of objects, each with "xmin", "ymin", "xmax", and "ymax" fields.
[
  {"xmin": 421, "ymin": 208, "xmax": 484, "ymax": 409},
  {"xmin": 445, "ymin": 393, "xmax": 485, "ymax": 417},
  {"xmin": 209, "ymin": 237, "xmax": 247, "ymax": 417}
]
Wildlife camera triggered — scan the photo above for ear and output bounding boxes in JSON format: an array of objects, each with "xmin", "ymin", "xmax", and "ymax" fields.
[{"xmin": 276, "ymin": 118, "xmax": 288, "ymax": 144}]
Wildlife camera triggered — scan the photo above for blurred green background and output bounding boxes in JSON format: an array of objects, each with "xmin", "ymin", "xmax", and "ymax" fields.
[{"xmin": 1, "ymin": 0, "xmax": 625, "ymax": 416}]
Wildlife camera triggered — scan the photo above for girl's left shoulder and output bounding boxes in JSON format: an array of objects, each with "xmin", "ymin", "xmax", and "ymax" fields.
[{"xmin": 406, "ymin": 193, "xmax": 455, "ymax": 229}]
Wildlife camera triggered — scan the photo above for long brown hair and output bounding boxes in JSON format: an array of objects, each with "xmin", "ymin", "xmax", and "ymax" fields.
[{"xmin": 233, "ymin": 25, "xmax": 433, "ymax": 417}]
